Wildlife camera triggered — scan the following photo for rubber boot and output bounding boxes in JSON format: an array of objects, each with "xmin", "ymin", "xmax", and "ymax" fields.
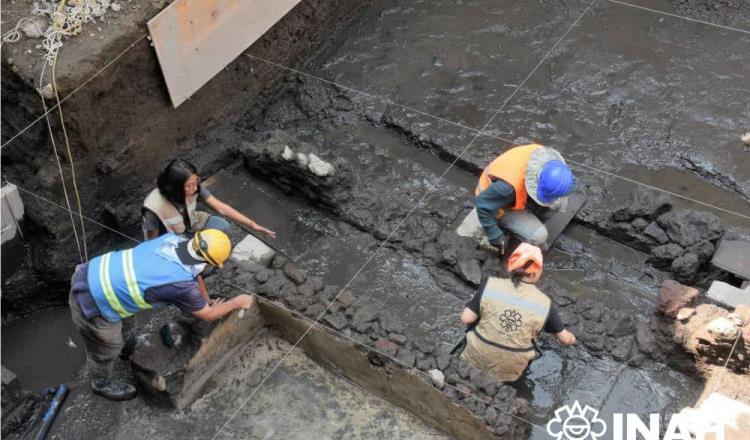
[
  {"xmin": 91, "ymin": 378, "xmax": 137, "ymax": 401},
  {"xmin": 119, "ymin": 334, "xmax": 136, "ymax": 360}
]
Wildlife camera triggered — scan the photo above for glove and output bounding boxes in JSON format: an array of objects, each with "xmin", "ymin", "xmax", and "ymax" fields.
[{"xmin": 489, "ymin": 235, "xmax": 508, "ymax": 255}]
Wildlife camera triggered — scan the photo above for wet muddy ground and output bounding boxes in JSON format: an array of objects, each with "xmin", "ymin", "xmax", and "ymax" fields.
[{"xmin": 3, "ymin": 0, "xmax": 749, "ymax": 438}]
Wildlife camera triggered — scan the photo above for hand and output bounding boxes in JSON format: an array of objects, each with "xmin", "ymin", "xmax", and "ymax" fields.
[
  {"xmin": 232, "ymin": 294, "xmax": 254, "ymax": 310},
  {"xmin": 209, "ymin": 297, "xmax": 227, "ymax": 306},
  {"xmin": 258, "ymin": 226, "xmax": 277, "ymax": 239},
  {"xmin": 556, "ymin": 329, "xmax": 576, "ymax": 346}
]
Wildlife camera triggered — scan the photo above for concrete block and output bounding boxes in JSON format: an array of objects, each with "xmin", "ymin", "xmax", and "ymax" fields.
[
  {"xmin": 712, "ymin": 237, "xmax": 750, "ymax": 280},
  {"xmin": 231, "ymin": 234, "xmax": 276, "ymax": 266},
  {"xmin": 1, "ymin": 184, "xmax": 24, "ymax": 244},
  {"xmin": 707, "ymin": 281, "xmax": 750, "ymax": 309}
]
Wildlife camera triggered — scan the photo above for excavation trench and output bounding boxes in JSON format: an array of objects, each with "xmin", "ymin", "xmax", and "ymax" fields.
[{"xmin": 2, "ymin": 0, "xmax": 749, "ymax": 438}]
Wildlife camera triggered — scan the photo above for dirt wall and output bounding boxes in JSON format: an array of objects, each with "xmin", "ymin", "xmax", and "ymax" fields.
[{"xmin": 0, "ymin": 0, "xmax": 372, "ymax": 319}]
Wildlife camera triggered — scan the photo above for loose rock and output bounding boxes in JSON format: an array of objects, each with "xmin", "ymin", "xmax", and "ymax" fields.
[
  {"xmin": 308, "ymin": 153, "xmax": 335, "ymax": 177},
  {"xmin": 427, "ymin": 369, "xmax": 445, "ymax": 389},
  {"xmin": 656, "ymin": 279, "xmax": 699, "ymax": 319}
]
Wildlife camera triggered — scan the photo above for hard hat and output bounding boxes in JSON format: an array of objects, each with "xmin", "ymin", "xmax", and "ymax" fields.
[
  {"xmin": 191, "ymin": 229, "xmax": 232, "ymax": 268},
  {"xmin": 524, "ymin": 147, "xmax": 575, "ymax": 207},
  {"xmin": 507, "ymin": 243, "xmax": 543, "ymax": 283},
  {"xmin": 536, "ymin": 160, "xmax": 575, "ymax": 204}
]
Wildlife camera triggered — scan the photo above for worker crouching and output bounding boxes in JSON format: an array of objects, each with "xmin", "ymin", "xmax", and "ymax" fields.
[
  {"xmin": 68, "ymin": 229, "xmax": 254, "ymax": 401},
  {"xmin": 459, "ymin": 243, "xmax": 576, "ymax": 382},
  {"xmin": 474, "ymin": 144, "xmax": 575, "ymax": 254}
]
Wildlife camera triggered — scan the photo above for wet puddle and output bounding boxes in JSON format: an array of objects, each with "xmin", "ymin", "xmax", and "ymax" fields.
[{"xmin": 2, "ymin": 308, "xmax": 85, "ymax": 392}]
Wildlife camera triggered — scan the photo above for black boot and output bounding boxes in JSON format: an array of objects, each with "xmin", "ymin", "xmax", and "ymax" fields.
[
  {"xmin": 119, "ymin": 334, "xmax": 136, "ymax": 360},
  {"xmin": 91, "ymin": 378, "xmax": 137, "ymax": 401}
]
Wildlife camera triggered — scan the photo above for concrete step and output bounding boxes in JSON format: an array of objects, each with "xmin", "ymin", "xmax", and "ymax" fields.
[
  {"xmin": 712, "ymin": 237, "xmax": 750, "ymax": 280},
  {"xmin": 706, "ymin": 281, "xmax": 750, "ymax": 309}
]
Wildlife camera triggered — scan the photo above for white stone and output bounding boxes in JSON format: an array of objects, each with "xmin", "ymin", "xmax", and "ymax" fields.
[
  {"xmin": 427, "ymin": 369, "xmax": 444, "ymax": 389},
  {"xmin": 455, "ymin": 207, "xmax": 485, "ymax": 239},
  {"xmin": 307, "ymin": 153, "xmax": 334, "ymax": 177},
  {"xmin": 230, "ymin": 234, "xmax": 276, "ymax": 266},
  {"xmin": 111, "ymin": 2, "xmax": 122, "ymax": 12},
  {"xmin": 707, "ymin": 280, "xmax": 750, "ymax": 309},
  {"xmin": 678, "ymin": 393, "xmax": 750, "ymax": 440},
  {"xmin": 706, "ymin": 317, "xmax": 738, "ymax": 340},
  {"xmin": 281, "ymin": 145, "xmax": 294, "ymax": 161},
  {"xmin": 295, "ymin": 152, "xmax": 309, "ymax": 168},
  {"xmin": 742, "ymin": 132, "xmax": 750, "ymax": 146},
  {"xmin": 21, "ymin": 17, "xmax": 47, "ymax": 39},
  {"xmin": 36, "ymin": 83, "xmax": 54, "ymax": 99}
]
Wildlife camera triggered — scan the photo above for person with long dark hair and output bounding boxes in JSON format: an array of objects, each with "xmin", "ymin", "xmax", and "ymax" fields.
[
  {"xmin": 459, "ymin": 243, "xmax": 575, "ymax": 381},
  {"xmin": 142, "ymin": 159, "xmax": 276, "ymax": 240}
]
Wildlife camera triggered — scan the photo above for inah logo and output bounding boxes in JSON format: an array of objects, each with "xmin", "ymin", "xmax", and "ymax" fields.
[
  {"xmin": 547, "ymin": 401, "xmax": 728, "ymax": 440},
  {"xmin": 498, "ymin": 309, "xmax": 523, "ymax": 332},
  {"xmin": 546, "ymin": 401, "xmax": 607, "ymax": 440}
]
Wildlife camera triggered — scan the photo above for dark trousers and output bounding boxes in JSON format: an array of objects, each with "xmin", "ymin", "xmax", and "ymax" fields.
[{"xmin": 69, "ymin": 292, "xmax": 135, "ymax": 381}]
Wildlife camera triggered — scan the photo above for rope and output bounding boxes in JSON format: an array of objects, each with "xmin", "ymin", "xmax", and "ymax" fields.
[
  {"xmin": 243, "ymin": 54, "xmax": 750, "ymax": 221},
  {"xmin": 37, "ymin": 60, "xmax": 84, "ymax": 263},
  {"xmin": 7, "ymin": 181, "xmax": 549, "ymax": 434},
  {"xmin": 606, "ymin": 0, "xmax": 750, "ymax": 35},
  {"xmin": 209, "ymin": 2, "xmax": 600, "ymax": 437},
  {"xmin": 9, "ymin": 183, "xmax": 140, "ymax": 244},
  {"xmin": 10, "ymin": 181, "xmax": 747, "ymax": 436},
  {"xmin": 51, "ymin": 48, "xmax": 88, "ymax": 260},
  {"xmin": 0, "ymin": 33, "xmax": 148, "ymax": 149}
]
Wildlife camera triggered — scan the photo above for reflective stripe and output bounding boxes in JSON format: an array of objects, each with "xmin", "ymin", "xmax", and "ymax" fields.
[
  {"xmin": 99, "ymin": 253, "xmax": 132, "ymax": 318},
  {"xmin": 482, "ymin": 287, "xmax": 548, "ymax": 316},
  {"xmin": 122, "ymin": 249, "xmax": 151, "ymax": 310}
]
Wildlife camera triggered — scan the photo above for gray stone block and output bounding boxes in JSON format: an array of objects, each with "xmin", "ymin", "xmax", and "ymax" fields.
[{"xmin": 707, "ymin": 281, "xmax": 749, "ymax": 309}]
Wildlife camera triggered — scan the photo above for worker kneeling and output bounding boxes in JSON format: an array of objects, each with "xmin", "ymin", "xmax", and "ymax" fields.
[
  {"xmin": 68, "ymin": 229, "xmax": 254, "ymax": 401},
  {"xmin": 459, "ymin": 243, "xmax": 576, "ymax": 382},
  {"xmin": 474, "ymin": 144, "xmax": 575, "ymax": 253}
]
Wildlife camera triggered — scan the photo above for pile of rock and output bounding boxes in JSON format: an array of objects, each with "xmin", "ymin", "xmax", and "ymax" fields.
[
  {"xmin": 606, "ymin": 189, "xmax": 725, "ymax": 284},
  {"xmin": 224, "ymin": 254, "xmax": 531, "ymax": 438},
  {"xmin": 640, "ymin": 279, "xmax": 749, "ymax": 376},
  {"xmin": 240, "ymin": 130, "xmax": 352, "ymax": 209}
]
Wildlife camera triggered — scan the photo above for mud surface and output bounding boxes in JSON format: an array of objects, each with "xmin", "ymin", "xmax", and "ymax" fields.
[
  {"xmin": 2, "ymin": 0, "xmax": 750, "ymax": 438},
  {"xmin": 45, "ymin": 329, "xmax": 447, "ymax": 439}
]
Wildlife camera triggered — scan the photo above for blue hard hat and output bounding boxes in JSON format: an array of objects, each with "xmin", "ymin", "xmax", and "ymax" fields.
[{"xmin": 536, "ymin": 160, "xmax": 575, "ymax": 203}]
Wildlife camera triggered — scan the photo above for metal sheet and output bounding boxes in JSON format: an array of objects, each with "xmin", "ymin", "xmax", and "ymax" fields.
[{"xmin": 148, "ymin": 0, "xmax": 301, "ymax": 108}]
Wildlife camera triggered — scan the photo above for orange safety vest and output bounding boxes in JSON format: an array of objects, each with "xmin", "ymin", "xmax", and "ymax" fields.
[{"xmin": 475, "ymin": 144, "xmax": 542, "ymax": 210}]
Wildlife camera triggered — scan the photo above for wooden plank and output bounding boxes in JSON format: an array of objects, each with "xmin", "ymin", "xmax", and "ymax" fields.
[
  {"xmin": 148, "ymin": 0, "xmax": 301, "ymax": 108},
  {"xmin": 712, "ymin": 237, "xmax": 750, "ymax": 280}
]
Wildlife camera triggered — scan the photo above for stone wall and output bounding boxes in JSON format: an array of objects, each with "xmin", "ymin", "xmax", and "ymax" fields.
[{"xmin": 0, "ymin": 0, "xmax": 372, "ymax": 318}]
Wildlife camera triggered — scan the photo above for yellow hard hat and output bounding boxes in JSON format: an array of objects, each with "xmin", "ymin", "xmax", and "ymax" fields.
[{"xmin": 191, "ymin": 229, "xmax": 232, "ymax": 268}]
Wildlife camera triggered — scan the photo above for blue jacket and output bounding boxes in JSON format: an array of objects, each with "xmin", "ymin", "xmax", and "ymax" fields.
[{"xmin": 87, "ymin": 234, "xmax": 203, "ymax": 322}]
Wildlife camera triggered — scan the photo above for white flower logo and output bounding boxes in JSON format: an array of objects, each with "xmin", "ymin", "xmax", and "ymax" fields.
[{"xmin": 547, "ymin": 401, "xmax": 607, "ymax": 440}]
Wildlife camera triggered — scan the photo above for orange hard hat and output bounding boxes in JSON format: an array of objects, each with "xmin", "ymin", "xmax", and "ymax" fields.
[{"xmin": 507, "ymin": 243, "xmax": 543, "ymax": 282}]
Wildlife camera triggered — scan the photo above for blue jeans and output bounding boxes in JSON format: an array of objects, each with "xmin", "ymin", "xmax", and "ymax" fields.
[{"xmin": 203, "ymin": 215, "xmax": 230, "ymax": 232}]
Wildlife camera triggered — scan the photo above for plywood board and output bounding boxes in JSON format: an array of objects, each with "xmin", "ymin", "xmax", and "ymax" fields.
[{"xmin": 148, "ymin": 0, "xmax": 301, "ymax": 108}]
